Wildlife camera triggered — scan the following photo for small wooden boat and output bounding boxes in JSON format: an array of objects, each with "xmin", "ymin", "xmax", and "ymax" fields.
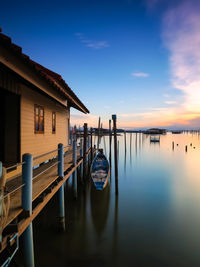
[
  {"xmin": 150, "ymin": 136, "xmax": 160, "ymax": 142},
  {"xmin": 91, "ymin": 149, "xmax": 110, "ymax": 190}
]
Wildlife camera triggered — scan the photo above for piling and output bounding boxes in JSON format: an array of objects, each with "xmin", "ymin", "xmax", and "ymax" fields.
[
  {"xmin": 58, "ymin": 143, "xmax": 65, "ymax": 231},
  {"xmin": 90, "ymin": 128, "xmax": 93, "ymax": 164},
  {"xmin": 80, "ymin": 138, "xmax": 83, "ymax": 181},
  {"xmin": 124, "ymin": 131, "xmax": 127, "ymax": 154},
  {"xmin": 97, "ymin": 117, "xmax": 101, "ymax": 150},
  {"xmin": 185, "ymin": 145, "xmax": 188, "ymax": 152},
  {"xmin": 172, "ymin": 141, "xmax": 174, "ymax": 150},
  {"xmin": 109, "ymin": 119, "xmax": 112, "ymax": 165},
  {"xmin": 83, "ymin": 123, "xmax": 88, "ymax": 179},
  {"xmin": 22, "ymin": 153, "xmax": 35, "ymax": 267},
  {"xmin": 72, "ymin": 133, "xmax": 77, "ymax": 198},
  {"xmin": 130, "ymin": 132, "xmax": 132, "ymax": 150},
  {"xmin": 112, "ymin": 114, "xmax": 118, "ymax": 195}
]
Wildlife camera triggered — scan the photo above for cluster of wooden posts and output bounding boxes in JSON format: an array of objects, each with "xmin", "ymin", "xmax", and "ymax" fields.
[{"xmin": 172, "ymin": 141, "xmax": 196, "ymax": 152}]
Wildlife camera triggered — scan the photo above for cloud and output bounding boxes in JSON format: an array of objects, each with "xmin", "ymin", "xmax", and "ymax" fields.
[
  {"xmin": 165, "ymin": 101, "xmax": 177, "ymax": 105},
  {"xmin": 163, "ymin": 93, "xmax": 170, "ymax": 97},
  {"xmin": 163, "ymin": 1, "xmax": 200, "ymax": 113},
  {"xmin": 131, "ymin": 72, "xmax": 149, "ymax": 77},
  {"xmin": 75, "ymin": 33, "xmax": 109, "ymax": 50}
]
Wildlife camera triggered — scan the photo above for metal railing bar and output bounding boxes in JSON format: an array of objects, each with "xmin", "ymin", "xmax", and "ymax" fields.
[
  {"xmin": 33, "ymin": 148, "xmax": 59, "ymax": 161},
  {"xmin": 4, "ymin": 183, "xmax": 25, "ymax": 198},
  {"xmin": 5, "ymin": 162, "xmax": 25, "ymax": 171},
  {"xmin": 32, "ymin": 161, "xmax": 60, "ymax": 181}
]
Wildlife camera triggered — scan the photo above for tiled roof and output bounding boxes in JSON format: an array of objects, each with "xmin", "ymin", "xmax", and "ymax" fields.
[{"xmin": 0, "ymin": 31, "xmax": 89, "ymax": 114}]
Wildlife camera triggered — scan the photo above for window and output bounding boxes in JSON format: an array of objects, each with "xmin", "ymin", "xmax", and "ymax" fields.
[
  {"xmin": 52, "ymin": 112, "xmax": 56, "ymax": 134},
  {"xmin": 34, "ymin": 105, "xmax": 44, "ymax": 133}
]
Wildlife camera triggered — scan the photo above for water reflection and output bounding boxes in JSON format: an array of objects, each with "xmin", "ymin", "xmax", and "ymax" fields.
[
  {"xmin": 90, "ymin": 182, "xmax": 110, "ymax": 236},
  {"xmin": 19, "ymin": 132, "xmax": 200, "ymax": 267}
]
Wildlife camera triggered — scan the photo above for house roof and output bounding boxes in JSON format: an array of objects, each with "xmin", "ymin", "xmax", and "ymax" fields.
[{"xmin": 0, "ymin": 31, "xmax": 89, "ymax": 114}]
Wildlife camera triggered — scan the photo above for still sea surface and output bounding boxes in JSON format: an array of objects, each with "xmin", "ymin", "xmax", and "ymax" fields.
[{"xmin": 19, "ymin": 133, "xmax": 200, "ymax": 266}]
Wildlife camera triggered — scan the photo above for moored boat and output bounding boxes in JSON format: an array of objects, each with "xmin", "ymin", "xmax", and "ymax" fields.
[
  {"xmin": 91, "ymin": 149, "xmax": 110, "ymax": 190},
  {"xmin": 150, "ymin": 136, "xmax": 160, "ymax": 142}
]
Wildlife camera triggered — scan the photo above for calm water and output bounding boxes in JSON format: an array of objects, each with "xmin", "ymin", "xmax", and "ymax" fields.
[{"xmin": 17, "ymin": 133, "xmax": 200, "ymax": 266}]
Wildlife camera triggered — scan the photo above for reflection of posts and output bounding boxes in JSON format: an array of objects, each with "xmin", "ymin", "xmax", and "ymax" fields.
[
  {"xmin": 112, "ymin": 194, "xmax": 118, "ymax": 257},
  {"xmin": 112, "ymin": 114, "xmax": 118, "ymax": 195}
]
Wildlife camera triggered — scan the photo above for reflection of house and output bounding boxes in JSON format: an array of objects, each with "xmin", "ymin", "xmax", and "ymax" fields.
[
  {"xmin": 145, "ymin": 128, "xmax": 166, "ymax": 134},
  {"xmin": 0, "ymin": 32, "xmax": 89, "ymax": 176}
]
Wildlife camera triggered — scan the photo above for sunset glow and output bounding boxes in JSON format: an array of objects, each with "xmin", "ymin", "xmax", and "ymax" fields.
[{"xmin": 2, "ymin": 0, "xmax": 200, "ymax": 129}]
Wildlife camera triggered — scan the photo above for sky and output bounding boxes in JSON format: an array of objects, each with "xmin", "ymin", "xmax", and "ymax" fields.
[{"xmin": 1, "ymin": 0, "xmax": 200, "ymax": 130}]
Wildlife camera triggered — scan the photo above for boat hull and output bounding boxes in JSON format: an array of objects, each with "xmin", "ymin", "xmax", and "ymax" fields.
[{"xmin": 91, "ymin": 153, "xmax": 110, "ymax": 190}]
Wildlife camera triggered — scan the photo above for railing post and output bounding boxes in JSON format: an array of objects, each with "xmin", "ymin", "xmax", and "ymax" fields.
[
  {"xmin": 22, "ymin": 153, "xmax": 35, "ymax": 267},
  {"xmin": 58, "ymin": 143, "xmax": 65, "ymax": 231},
  {"xmin": 72, "ymin": 133, "xmax": 77, "ymax": 198}
]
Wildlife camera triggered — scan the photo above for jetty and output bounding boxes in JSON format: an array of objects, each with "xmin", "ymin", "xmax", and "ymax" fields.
[{"xmin": 0, "ymin": 128, "xmax": 93, "ymax": 265}]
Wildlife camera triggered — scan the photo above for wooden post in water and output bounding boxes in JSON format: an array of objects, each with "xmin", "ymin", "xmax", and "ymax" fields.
[
  {"xmin": 172, "ymin": 141, "xmax": 174, "ymax": 150},
  {"xmin": 124, "ymin": 130, "xmax": 127, "ymax": 154},
  {"xmin": 72, "ymin": 130, "xmax": 77, "ymax": 198},
  {"xmin": 130, "ymin": 132, "xmax": 132, "ymax": 147},
  {"xmin": 185, "ymin": 145, "xmax": 188, "ymax": 152},
  {"xmin": 22, "ymin": 153, "xmax": 35, "ymax": 267},
  {"xmin": 112, "ymin": 114, "xmax": 118, "ymax": 195},
  {"xmin": 90, "ymin": 127, "xmax": 93, "ymax": 164},
  {"xmin": 80, "ymin": 138, "xmax": 83, "ymax": 182},
  {"xmin": 97, "ymin": 117, "xmax": 101, "ymax": 150},
  {"xmin": 83, "ymin": 123, "xmax": 88, "ymax": 179},
  {"xmin": 58, "ymin": 143, "xmax": 65, "ymax": 231},
  {"xmin": 109, "ymin": 119, "xmax": 112, "ymax": 166}
]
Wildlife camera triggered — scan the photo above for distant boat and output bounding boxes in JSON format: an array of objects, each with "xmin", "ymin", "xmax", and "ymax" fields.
[
  {"xmin": 172, "ymin": 130, "xmax": 182, "ymax": 134},
  {"xmin": 91, "ymin": 149, "xmax": 110, "ymax": 190},
  {"xmin": 150, "ymin": 136, "xmax": 160, "ymax": 142}
]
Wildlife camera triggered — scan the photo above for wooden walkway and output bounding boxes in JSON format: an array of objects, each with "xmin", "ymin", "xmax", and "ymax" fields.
[{"xmin": 0, "ymin": 146, "xmax": 88, "ymax": 252}]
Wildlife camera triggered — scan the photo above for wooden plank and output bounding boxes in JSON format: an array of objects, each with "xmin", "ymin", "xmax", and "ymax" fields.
[
  {"xmin": 4, "ymin": 149, "xmax": 80, "ymax": 226},
  {"xmin": 0, "ymin": 148, "xmax": 91, "ymax": 253},
  {"xmin": 0, "ymin": 158, "xmax": 83, "ymax": 253}
]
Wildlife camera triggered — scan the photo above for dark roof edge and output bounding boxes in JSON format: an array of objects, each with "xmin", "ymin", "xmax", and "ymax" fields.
[{"xmin": 0, "ymin": 32, "xmax": 89, "ymax": 114}]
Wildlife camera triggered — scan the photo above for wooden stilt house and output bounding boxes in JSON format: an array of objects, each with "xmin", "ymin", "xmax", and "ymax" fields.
[{"xmin": 0, "ymin": 31, "xmax": 89, "ymax": 178}]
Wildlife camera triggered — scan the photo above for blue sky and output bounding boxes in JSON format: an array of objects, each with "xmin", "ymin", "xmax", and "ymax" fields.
[{"xmin": 1, "ymin": 0, "xmax": 200, "ymax": 129}]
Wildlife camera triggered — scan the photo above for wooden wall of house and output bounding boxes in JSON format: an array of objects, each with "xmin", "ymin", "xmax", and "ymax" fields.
[{"xmin": 20, "ymin": 84, "xmax": 70, "ymax": 166}]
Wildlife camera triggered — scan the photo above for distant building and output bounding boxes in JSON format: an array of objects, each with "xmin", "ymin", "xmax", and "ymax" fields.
[{"xmin": 0, "ymin": 31, "xmax": 89, "ymax": 176}]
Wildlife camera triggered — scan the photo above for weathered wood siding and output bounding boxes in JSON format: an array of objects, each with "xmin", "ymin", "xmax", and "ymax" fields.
[{"xmin": 20, "ymin": 84, "xmax": 70, "ymax": 166}]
